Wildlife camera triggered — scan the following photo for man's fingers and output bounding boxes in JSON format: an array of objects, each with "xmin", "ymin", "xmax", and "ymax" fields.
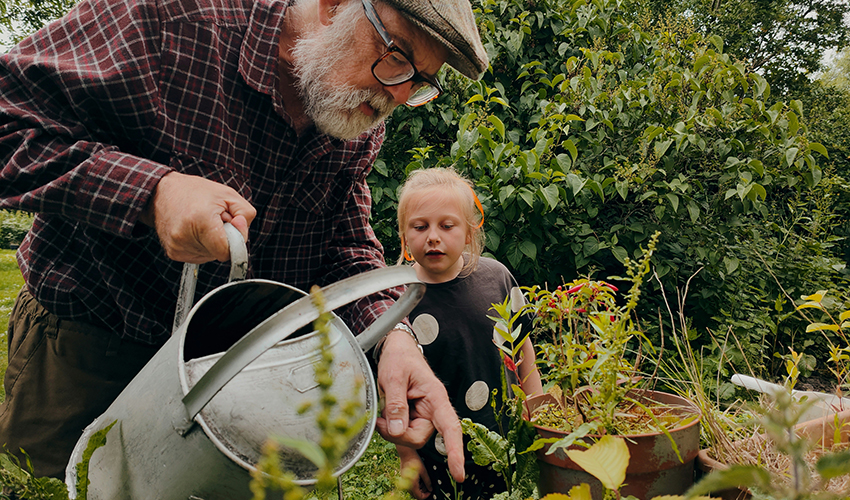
[
  {"xmin": 149, "ymin": 172, "xmax": 255, "ymax": 263},
  {"xmin": 227, "ymin": 214, "xmax": 250, "ymax": 243},
  {"xmin": 431, "ymin": 402, "xmax": 465, "ymax": 482},
  {"xmin": 375, "ymin": 415, "xmax": 435, "ymax": 448}
]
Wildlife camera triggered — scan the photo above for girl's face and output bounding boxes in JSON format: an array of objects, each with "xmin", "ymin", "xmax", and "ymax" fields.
[{"xmin": 403, "ymin": 188, "xmax": 471, "ymax": 283}]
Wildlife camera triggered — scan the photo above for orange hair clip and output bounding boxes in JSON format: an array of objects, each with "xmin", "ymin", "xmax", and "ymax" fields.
[{"xmin": 469, "ymin": 185, "xmax": 484, "ymax": 228}]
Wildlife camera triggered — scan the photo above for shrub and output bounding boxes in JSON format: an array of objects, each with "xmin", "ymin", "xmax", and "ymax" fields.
[
  {"xmin": 374, "ymin": 0, "xmax": 848, "ymax": 389},
  {"xmin": 0, "ymin": 210, "xmax": 34, "ymax": 248}
]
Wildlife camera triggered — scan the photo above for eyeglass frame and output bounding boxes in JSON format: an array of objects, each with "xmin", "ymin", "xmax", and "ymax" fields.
[{"xmin": 360, "ymin": 0, "xmax": 443, "ymax": 106}]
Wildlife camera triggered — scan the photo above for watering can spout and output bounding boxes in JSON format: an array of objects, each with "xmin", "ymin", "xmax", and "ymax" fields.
[{"xmin": 730, "ymin": 373, "xmax": 850, "ymax": 421}]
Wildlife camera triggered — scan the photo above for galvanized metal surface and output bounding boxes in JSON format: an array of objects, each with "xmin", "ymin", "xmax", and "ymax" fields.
[
  {"xmin": 173, "ymin": 223, "xmax": 248, "ymax": 332},
  {"xmin": 180, "ymin": 266, "xmax": 424, "ymax": 422}
]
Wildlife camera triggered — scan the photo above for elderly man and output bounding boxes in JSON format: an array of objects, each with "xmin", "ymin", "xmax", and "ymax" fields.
[{"xmin": 0, "ymin": 0, "xmax": 488, "ymax": 482}]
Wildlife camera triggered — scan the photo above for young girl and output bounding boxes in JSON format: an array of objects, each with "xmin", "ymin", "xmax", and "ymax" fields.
[{"xmin": 394, "ymin": 167, "xmax": 542, "ymax": 500}]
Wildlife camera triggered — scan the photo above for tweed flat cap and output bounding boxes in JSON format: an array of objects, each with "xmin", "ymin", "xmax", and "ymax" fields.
[{"xmin": 381, "ymin": 0, "xmax": 489, "ymax": 80}]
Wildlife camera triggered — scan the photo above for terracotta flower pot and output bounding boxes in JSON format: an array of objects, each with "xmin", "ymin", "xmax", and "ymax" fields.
[
  {"xmin": 526, "ymin": 390, "xmax": 701, "ymax": 500},
  {"xmin": 695, "ymin": 408, "xmax": 850, "ymax": 499}
]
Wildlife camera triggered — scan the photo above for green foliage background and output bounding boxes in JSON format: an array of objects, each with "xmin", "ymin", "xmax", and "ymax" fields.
[{"xmin": 370, "ymin": 0, "xmax": 850, "ymax": 392}]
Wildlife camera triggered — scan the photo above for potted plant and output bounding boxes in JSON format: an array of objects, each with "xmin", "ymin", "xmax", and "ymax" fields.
[
  {"xmin": 521, "ymin": 232, "xmax": 701, "ymax": 499},
  {"xmin": 689, "ymin": 389, "xmax": 850, "ymax": 500},
  {"xmin": 694, "ymin": 289, "xmax": 850, "ymax": 499}
]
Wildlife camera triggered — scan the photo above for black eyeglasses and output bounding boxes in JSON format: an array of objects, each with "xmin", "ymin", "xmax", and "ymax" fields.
[{"xmin": 361, "ymin": 0, "xmax": 443, "ymax": 107}]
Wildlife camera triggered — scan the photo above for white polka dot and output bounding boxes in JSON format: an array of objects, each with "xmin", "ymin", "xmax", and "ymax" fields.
[
  {"xmin": 412, "ymin": 314, "xmax": 439, "ymax": 345},
  {"xmin": 493, "ymin": 326, "xmax": 506, "ymax": 346},
  {"xmin": 465, "ymin": 381, "xmax": 490, "ymax": 411},
  {"xmin": 434, "ymin": 433, "xmax": 447, "ymax": 455},
  {"xmin": 510, "ymin": 286, "xmax": 525, "ymax": 312}
]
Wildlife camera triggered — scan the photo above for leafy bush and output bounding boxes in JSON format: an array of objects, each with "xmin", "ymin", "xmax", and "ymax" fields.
[
  {"xmin": 373, "ymin": 0, "xmax": 848, "ymax": 390},
  {"xmin": 0, "ymin": 210, "xmax": 33, "ymax": 248}
]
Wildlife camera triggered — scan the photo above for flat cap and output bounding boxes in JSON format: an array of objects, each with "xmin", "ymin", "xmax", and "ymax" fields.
[{"xmin": 381, "ymin": 0, "xmax": 489, "ymax": 80}]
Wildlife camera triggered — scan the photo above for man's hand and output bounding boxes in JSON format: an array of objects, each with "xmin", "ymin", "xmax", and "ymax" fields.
[
  {"xmin": 375, "ymin": 330, "xmax": 465, "ymax": 483},
  {"xmin": 140, "ymin": 172, "xmax": 256, "ymax": 262}
]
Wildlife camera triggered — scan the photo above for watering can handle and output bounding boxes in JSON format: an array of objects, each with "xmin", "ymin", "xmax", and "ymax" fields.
[
  {"xmin": 179, "ymin": 265, "xmax": 425, "ymax": 425},
  {"xmin": 172, "ymin": 223, "xmax": 248, "ymax": 332}
]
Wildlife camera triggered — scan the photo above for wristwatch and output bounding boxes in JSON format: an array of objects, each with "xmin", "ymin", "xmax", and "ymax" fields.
[{"xmin": 372, "ymin": 322, "xmax": 423, "ymax": 362}]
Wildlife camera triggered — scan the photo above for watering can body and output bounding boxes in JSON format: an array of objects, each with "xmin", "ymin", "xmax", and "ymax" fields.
[{"xmin": 64, "ymin": 225, "xmax": 424, "ymax": 499}]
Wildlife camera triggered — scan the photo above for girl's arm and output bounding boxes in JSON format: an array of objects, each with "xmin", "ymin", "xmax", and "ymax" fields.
[{"xmin": 518, "ymin": 338, "xmax": 543, "ymax": 396}]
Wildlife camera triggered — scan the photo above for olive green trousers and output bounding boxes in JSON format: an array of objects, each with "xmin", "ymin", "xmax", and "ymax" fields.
[{"xmin": 0, "ymin": 287, "xmax": 158, "ymax": 479}]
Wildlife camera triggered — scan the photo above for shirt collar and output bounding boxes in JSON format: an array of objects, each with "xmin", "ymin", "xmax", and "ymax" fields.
[{"xmin": 239, "ymin": 0, "xmax": 289, "ymax": 104}]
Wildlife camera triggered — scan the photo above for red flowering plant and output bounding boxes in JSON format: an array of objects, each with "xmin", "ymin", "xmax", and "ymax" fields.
[{"xmin": 524, "ymin": 231, "xmax": 665, "ymax": 438}]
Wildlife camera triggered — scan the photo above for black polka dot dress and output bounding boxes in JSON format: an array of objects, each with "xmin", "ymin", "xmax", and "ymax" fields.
[{"xmin": 410, "ymin": 256, "xmax": 528, "ymax": 500}]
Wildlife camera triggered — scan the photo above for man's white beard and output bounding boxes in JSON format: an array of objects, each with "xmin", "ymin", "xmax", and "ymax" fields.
[{"xmin": 291, "ymin": 8, "xmax": 397, "ymax": 140}]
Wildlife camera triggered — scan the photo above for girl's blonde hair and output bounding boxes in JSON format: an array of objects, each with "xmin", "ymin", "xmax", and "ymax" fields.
[{"xmin": 396, "ymin": 167, "xmax": 485, "ymax": 272}]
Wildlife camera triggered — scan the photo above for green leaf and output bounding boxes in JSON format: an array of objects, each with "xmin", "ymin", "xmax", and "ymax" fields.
[
  {"xmin": 565, "ymin": 436, "xmax": 629, "ymax": 491},
  {"xmin": 615, "ymin": 180, "xmax": 628, "ymax": 200},
  {"xmin": 77, "ymin": 420, "xmax": 118, "ymax": 500},
  {"xmin": 685, "ymin": 465, "xmax": 772, "ymax": 498},
  {"xmin": 277, "ymin": 437, "xmax": 327, "ymax": 469},
  {"xmin": 567, "ymin": 173, "xmax": 586, "ymax": 196},
  {"xmin": 666, "ymin": 193, "xmax": 679, "ymax": 213},
  {"xmin": 506, "ymin": 242, "xmax": 523, "ymax": 268},
  {"xmin": 466, "ymin": 94, "xmax": 485, "ymax": 104},
  {"xmin": 564, "ymin": 139, "xmax": 579, "ymax": 163},
  {"xmin": 654, "ymin": 139, "xmax": 673, "ymax": 158},
  {"xmin": 519, "ymin": 188, "xmax": 535, "ymax": 208},
  {"xmin": 748, "ymin": 159, "xmax": 764, "ymax": 176},
  {"xmin": 723, "ymin": 256, "xmax": 739, "ymax": 274},
  {"xmin": 809, "ymin": 142, "xmax": 829, "ymax": 158},
  {"xmin": 817, "ymin": 450, "xmax": 850, "ymax": 480},
  {"xmin": 687, "ymin": 201, "xmax": 699, "ymax": 223},
  {"xmin": 707, "ymin": 34, "xmax": 723, "ymax": 52},
  {"xmin": 555, "ymin": 153, "xmax": 572, "ymax": 172},
  {"xmin": 461, "ymin": 419, "xmax": 510, "ymax": 469},
  {"xmin": 490, "ymin": 96, "xmax": 509, "ymax": 107},
  {"xmin": 519, "ymin": 240, "xmax": 537, "ymax": 260},
  {"xmin": 611, "ymin": 246, "xmax": 628, "ymax": 263},
  {"xmin": 787, "ymin": 111, "xmax": 799, "ymax": 136},
  {"xmin": 784, "ymin": 147, "xmax": 798, "ymax": 167},
  {"xmin": 488, "ymin": 115, "xmax": 506, "ymax": 140},
  {"xmin": 499, "ymin": 185, "xmax": 515, "ymax": 206},
  {"xmin": 805, "ymin": 323, "xmax": 840, "ymax": 332},
  {"xmin": 540, "ymin": 184, "xmax": 560, "ymax": 211}
]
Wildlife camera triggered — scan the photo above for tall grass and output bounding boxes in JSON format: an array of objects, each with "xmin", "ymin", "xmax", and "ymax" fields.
[{"xmin": 0, "ymin": 248, "xmax": 23, "ymax": 402}]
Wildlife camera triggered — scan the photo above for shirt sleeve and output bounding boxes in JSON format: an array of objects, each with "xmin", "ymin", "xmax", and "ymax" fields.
[{"xmin": 0, "ymin": 0, "xmax": 171, "ymax": 238}]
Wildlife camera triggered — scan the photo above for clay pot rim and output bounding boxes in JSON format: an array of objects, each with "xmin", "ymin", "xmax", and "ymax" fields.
[
  {"xmin": 699, "ymin": 407, "xmax": 850, "ymax": 464},
  {"xmin": 526, "ymin": 389, "xmax": 702, "ymax": 439}
]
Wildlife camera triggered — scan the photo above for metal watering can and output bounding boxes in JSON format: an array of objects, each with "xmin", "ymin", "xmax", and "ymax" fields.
[{"xmin": 64, "ymin": 224, "xmax": 424, "ymax": 499}]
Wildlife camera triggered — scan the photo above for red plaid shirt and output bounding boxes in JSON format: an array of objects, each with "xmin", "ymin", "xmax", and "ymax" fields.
[{"xmin": 0, "ymin": 0, "xmax": 398, "ymax": 344}]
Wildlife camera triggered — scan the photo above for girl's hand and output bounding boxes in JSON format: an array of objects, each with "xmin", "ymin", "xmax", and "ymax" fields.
[{"xmin": 397, "ymin": 446, "xmax": 432, "ymax": 500}]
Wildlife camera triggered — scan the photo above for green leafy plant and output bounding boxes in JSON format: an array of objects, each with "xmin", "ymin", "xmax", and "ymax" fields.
[
  {"xmin": 685, "ymin": 389, "xmax": 850, "ymax": 500},
  {"xmin": 523, "ymin": 232, "xmax": 690, "ymax": 444},
  {"xmin": 794, "ymin": 290, "xmax": 850, "ymax": 398},
  {"xmin": 0, "ymin": 448, "xmax": 69, "ymax": 500},
  {"xmin": 249, "ymin": 285, "xmax": 413, "ymax": 500},
  {"xmin": 459, "ymin": 291, "xmax": 540, "ymax": 500}
]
